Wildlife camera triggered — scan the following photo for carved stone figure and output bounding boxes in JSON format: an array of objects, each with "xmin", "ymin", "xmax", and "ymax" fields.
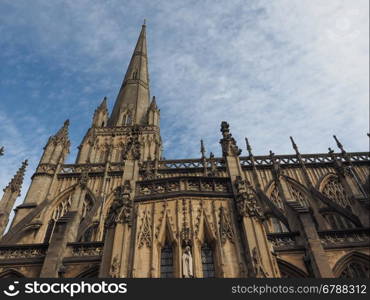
[
  {"xmin": 219, "ymin": 121, "xmax": 242, "ymax": 156},
  {"xmin": 252, "ymin": 247, "xmax": 269, "ymax": 278},
  {"xmin": 182, "ymin": 246, "xmax": 193, "ymax": 278}
]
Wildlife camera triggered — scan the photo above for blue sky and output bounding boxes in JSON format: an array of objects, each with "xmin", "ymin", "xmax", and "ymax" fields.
[{"xmin": 0, "ymin": 0, "xmax": 369, "ymax": 210}]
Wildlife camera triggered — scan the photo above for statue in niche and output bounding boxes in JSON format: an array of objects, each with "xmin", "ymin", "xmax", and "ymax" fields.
[{"xmin": 182, "ymin": 246, "xmax": 194, "ymax": 278}]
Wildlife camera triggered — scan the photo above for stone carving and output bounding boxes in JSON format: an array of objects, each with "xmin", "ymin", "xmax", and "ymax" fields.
[
  {"xmin": 78, "ymin": 168, "xmax": 89, "ymax": 189},
  {"xmin": 269, "ymin": 151, "xmax": 282, "ymax": 180},
  {"xmin": 72, "ymin": 245, "xmax": 103, "ymax": 257},
  {"xmin": 35, "ymin": 163, "xmax": 57, "ymax": 176},
  {"xmin": 252, "ymin": 247, "xmax": 269, "ymax": 278},
  {"xmin": 138, "ymin": 209, "xmax": 152, "ymax": 248},
  {"xmin": 181, "ymin": 199, "xmax": 192, "ymax": 247},
  {"xmin": 219, "ymin": 206, "xmax": 234, "ymax": 244},
  {"xmin": 122, "ymin": 127, "xmax": 141, "ymax": 160},
  {"xmin": 141, "ymin": 160, "xmax": 157, "ymax": 180},
  {"xmin": 219, "ymin": 121, "xmax": 242, "ymax": 156},
  {"xmin": 235, "ymin": 176, "xmax": 263, "ymax": 218},
  {"xmin": 137, "ymin": 178, "xmax": 229, "ymax": 196},
  {"xmin": 155, "ymin": 203, "xmax": 176, "ymax": 239},
  {"xmin": 207, "ymin": 152, "xmax": 218, "ymax": 177},
  {"xmin": 105, "ymin": 181, "xmax": 132, "ymax": 228},
  {"xmin": 268, "ymin": 233, "xmax": 297, "ymax": 248},
  {"xmin": 319, "ymin": 229, "xmax": 370, "ymax": 247},
  {"xmin": 0, "ymin": 247, "xmax": 46, "ymax": 259},
  {"xmin": 182, "ymin": 246, "xmax": 194, "ymax": 278},
  {"xmin": 110, "ymin": 256, "xmax": 120, "ymax": 278}
]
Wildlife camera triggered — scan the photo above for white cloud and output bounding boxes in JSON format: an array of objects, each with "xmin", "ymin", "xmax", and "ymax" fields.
[{"xmin": 0, "ymin": 0, "xmax": 368, "ymax": 226}]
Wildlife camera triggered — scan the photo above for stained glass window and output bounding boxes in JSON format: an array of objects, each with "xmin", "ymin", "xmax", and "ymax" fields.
[{"xmin": 201, "ymin": 242, "xmax": 215, "ymax": 278}]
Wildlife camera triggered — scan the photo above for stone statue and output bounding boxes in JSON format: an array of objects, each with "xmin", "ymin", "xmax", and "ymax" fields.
[{"xmin": 182, "ymin": 246, "xmax": 193, "ymax": 278}]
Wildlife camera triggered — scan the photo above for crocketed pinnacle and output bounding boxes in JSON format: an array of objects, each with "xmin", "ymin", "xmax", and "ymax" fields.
[{"xmin": 5, "ymin": 159, "xmax": 28, "ymax": 193}]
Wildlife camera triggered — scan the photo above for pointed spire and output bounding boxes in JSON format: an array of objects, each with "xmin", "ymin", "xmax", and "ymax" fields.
[
  {"xmin": 289, "ymin": 136, "xmax": 300, "ymax": 154},
  {"xmin": 200, "ymin": 139, "xmax": 206, "ymax": 159},
  {"xmin": 109, "ymin": 24, "xmax": 150, "ymax": 126},
  {"xmin": 56, "ymin": 119, "xmax": 69, "ymax": 137},
  {"xmin": 333, "ymin": 135, "xmax": 346, "ymax": 154},
  {"xmin": 46, "ymin": 120, "xmax": 70, "ymax": 147},
  {"xmin": 5, "ymin": 160, "xmax": 28, "ymax": 194},
  {"xmin": 97, "ymin": 96, "xmax": 108, "ymax": 112},
  {"xmin": 92, "ymin": 97, "xmax": 109, "ymax": 128},
  {"xmin": 245, "ymin": 137, "xmax": 253, "ymax": 157},
  {"xmin": 149, "ymin": 96, "xmax": 158, "ymax": 110}
]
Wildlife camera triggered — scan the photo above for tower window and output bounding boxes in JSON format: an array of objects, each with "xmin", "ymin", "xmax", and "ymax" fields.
[
  {"xmin": 271, "ymin": 217, "xmax": 289, "ymax": 233},
  {"xmin": 160, "ymin": 242, "xmax": 174, "ymax": 278},
  {"xmin": 201, "ymin": 242, "xmax": 215, "ymax": 278},
  {"xmin": 122, "ymin": 112, "xmax": 132, "ymax": 126},
  {"xmin": 340, "ymin": 262, "xmax": 369, "ymax": 278},
  {"xmin": 324, "ymin": 213, "xmax": 355, "ymax": 230}
]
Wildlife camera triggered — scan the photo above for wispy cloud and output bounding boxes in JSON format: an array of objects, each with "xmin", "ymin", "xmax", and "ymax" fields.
[{"xmin": 0, "ymin": 0, "xmax": 368, "ymax": 210}]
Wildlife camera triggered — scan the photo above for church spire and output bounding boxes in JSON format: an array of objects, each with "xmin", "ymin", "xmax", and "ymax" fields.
[
  {"xmin": 4, "ymin": 160, "xmax": 28, "ymax": 194},
  {"xmin": 109, "ymin": 23, "xmax": 150, "ymax": 126},
  {"xmin": 0, "ymin": 160, "xmax": 28, "ymax": 236}
]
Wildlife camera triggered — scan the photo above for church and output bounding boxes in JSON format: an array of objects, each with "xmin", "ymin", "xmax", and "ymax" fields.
[{"xmin": 0, "ymin": 23, "xmax": 369, "ymax": 278}]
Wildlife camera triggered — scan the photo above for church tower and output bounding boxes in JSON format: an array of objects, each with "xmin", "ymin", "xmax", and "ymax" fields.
[{"xmin": 0, "ymin": 23, "xmax": 368, "ymax": 279}]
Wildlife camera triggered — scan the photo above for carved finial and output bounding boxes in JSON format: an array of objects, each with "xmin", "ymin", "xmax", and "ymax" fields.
[
  {"xmin": 149, "ymin": 96, "xmax": 158, "ymax": 110},
  {"xmin": 328, "ymin": 147, "xmax": 334, "ymax": 154},
  {"xmin": 220, "ymin": 121, "xmax": 230, "ymax": 137},
  {"xmin": 5, "ymin": 159, "xmax": 28, "ymax": 194},
  {"xmin": 333, "ymin": 135, "xmax": 346, "ymax": 154},
  {"xmin": 269, "ymin": 150, "xmax": 275, "ymax": 158},
  {"xmin": 219, "ymin": 121, "xmax": 241, "ymax": 156},
  {"xmin": 200, "ymin": 139, "xmax": 206, "ymax": 159},
  {"xmin": 289, "ymin": 136, "xmax": 299, "ymax": 154},
  {"xmin": 47, "ymin": 119, "xmax": 70, "ymax": 147},
  {"xmin": 245, "ymin": 137, "xmax": 253, "ymax": 156},
  {"xmin": 100, "ymin": 96, "xmax": 107, "ymax": 108}
]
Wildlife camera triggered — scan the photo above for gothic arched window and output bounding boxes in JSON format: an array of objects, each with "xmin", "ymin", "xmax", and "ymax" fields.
[
  {"xmin": 79, "ymin": 224, "xmax": 98, "ymax": 242},
  {"xmin": 52, "ymin": 194, "xmax": 72, "ymax": 221},
  {"xmin": 322, "ymin": 177, "xmax": 350, "ymax": 208},
  {"xmin": 340, "ymin": 262, "xmax": 369, "ymax": 278},
  {"xmin": 323, "ymin": 213, "xmax": 355, "ymax": 230},
  {"xmin": 270, "ymin": 186, "xmax": 284, "ymax": 210},
  {"xmin": 270, "ymin": 217, "xmax": 289, "ymax": 233},
  {"xmin": 160, "ymin": 242, "xmax": 174, "ymax": 278},
  {"xmin": 277, "ymin": 260, "xmax": 307, "ymax": 278},
  {"xmin": 125, "ymin": 113, "xmax": 132, "ymax": 125},
  {"xmin": 44, "ymin": 194, "xmax": 72, "ymax": 243},
  {"xmin": 201, "ymin": 242, "xmax": 215, "ymax": 278},
  {"xmin": 289, "ymin": 185, "xmax": 309, "ymax": 207},
  {"xmin": 80, "ymin": 195, "xmax": 93, "ymax": 223},
  {"xmin": 121, "ymin": 112, "xmax": 133, "ymax": 126}
]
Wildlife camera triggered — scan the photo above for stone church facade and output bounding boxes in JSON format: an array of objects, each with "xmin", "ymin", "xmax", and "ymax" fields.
[{"xmin": 0, "ymin": 24, "xmax": 369, "ymax": 278}]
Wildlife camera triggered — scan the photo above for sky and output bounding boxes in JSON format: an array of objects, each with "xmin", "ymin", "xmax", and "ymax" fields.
[{"xmin": 0, "ymin": 0, "xmax": 369, "ymax": 214}]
